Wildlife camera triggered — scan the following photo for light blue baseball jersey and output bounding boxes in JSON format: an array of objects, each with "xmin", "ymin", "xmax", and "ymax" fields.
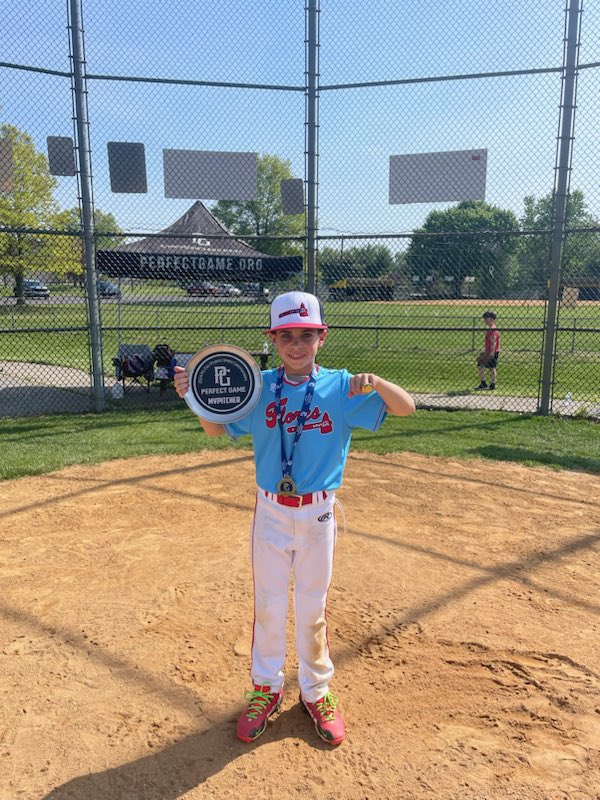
[{"xmin": 225, "ymin": 366, "xmax": 387, "ymax": 493}]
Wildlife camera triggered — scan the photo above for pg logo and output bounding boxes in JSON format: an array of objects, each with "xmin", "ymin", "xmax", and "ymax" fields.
[{"xmin": 214, "ymin": 366, "xmax": 231, "ymax": 387}]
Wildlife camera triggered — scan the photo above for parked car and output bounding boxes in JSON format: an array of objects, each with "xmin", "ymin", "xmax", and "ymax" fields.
[
  {"xmin": 97, "ymin": 280, "xmax": 121, "ymax": 298},
  {"xmin": 242, "ymin": 282, "xmax": 270, "ymax": 298},
  {"xmin": 214, "ymin": 283, "xmax": 242, "ymax": 297},
  {"xmin": 17, "ymin": 279, "xmax": 50, "ymax": 298},
  {"xmin": 185, "ymin": 281, "xmax": 217, "ymax": 296}
]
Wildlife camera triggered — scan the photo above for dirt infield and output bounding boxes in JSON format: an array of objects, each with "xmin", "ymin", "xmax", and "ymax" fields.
[{"xmin": 1, "ymin": 450, "xmax": 599, "ymax": 800}]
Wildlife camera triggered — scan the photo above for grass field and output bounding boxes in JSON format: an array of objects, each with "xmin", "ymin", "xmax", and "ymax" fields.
[
  {"xmin": 0, "ymin": 405, "xmax": 598, "ymax": 481},
  {"xmin": 2, "ymin": 292, "xmax": 599, "ymax": 480},
  {"xmin": 0, "ymin": 292, "xmax": 600, "ymax": 402},
  {"xmin": 2, "ymin": 295, "xmax": 599, "ymax": 400}
]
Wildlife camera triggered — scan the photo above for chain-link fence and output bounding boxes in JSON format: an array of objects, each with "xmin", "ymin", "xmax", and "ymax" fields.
[{"xmin": 1, "ymin": 0, "xmax": 599, "ymax": 419}]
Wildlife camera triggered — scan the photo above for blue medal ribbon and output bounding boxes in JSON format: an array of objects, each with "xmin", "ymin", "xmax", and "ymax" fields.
[{"xmin": 275, "ymin": 366, "xmax": 317, "ymax": 489}]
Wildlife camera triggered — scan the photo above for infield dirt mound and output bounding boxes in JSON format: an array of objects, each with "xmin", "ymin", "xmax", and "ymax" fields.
[{"xmin": 1, "ymin": 450, "xmax": 599, "ymax": 800}]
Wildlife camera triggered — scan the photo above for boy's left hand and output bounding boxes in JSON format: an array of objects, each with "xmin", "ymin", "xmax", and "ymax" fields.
[{"xmin": 349, "ymin": 373, "xmax": 377, "ymax": 397}]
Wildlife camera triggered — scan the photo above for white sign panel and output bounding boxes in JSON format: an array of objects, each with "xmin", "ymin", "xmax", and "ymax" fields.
[
  {"xmin": 163, "ymin": 149, "xmax": 258, "ymax": 200},
  {"xmin": 389, "ymin": 148, "xmax": 487, "ymax": 204}
]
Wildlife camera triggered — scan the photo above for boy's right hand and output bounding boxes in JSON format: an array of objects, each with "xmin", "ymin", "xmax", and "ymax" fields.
[{"xmin": 173, "ymin": 365, "xmax": 190, "ymax": 399}]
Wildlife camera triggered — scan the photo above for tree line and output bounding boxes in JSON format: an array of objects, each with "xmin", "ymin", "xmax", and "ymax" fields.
[
  {"xmin": 0, "ymin": 125, "xmax": 122, "ymax": 302},
  {"xmin": 1, "ymin": 123, "xmax": 599, "ymax": 301},
  {"xmin": 320, "ymin": 197, "xmax": 600, "ymax": 298}
]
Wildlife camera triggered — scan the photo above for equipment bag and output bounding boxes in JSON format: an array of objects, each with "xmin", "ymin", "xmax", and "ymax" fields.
[{"xmin": 122, "ymin": 352, "xmax": 154, "ymax": 378}]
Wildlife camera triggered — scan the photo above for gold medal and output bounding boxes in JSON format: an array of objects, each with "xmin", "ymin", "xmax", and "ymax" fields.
[{"xmin": 277, "ymin": 476, "xmax": 297, "ymax": 496}]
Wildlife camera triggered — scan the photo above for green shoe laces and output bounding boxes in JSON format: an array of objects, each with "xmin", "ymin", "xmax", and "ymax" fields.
[
  {"xmin": 315, "ymin": 692, "xmax": 339, "ymax": 721},
  {"xmin": 243, "ymin": 687, "xmax": 274, "ymax": 720}
]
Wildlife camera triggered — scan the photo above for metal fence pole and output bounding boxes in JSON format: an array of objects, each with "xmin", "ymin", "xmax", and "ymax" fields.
[
  {"xmin": 305, "ymin": 0, "xmax": 319, "ymax": 294},
  {"xmin": 69, "ymin": 0, "xmax": 105, "ymax": 412},
  {"xmin": 539, "ymin": 0, "xmax": 582, "ymax": 415}
]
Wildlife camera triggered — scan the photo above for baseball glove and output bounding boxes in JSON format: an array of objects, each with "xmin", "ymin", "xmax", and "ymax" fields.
[{"xmin": 476, "ymin": 351, "xmax": 493, "ymax": 367}]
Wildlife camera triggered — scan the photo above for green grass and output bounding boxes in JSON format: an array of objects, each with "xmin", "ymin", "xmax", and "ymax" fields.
[
  {"xmin": 0, "ymin": 404, "xmax": 246, "ymax": 480},
  {"xmin": 2, "ymin": 297, "xmax": 599, "ymax": 399},
  {"xmin": 352, "ymin": 409, "xmax": 600, "ymax": 473},
  {"xmin": 1, "ymin": 405, "xmax": 598, "ymax": 481}
]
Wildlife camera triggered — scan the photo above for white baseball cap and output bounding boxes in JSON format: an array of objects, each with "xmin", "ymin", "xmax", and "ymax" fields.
[{"xmin": 266, "ymin": 291, "xmax": 327, "ymax": 333}]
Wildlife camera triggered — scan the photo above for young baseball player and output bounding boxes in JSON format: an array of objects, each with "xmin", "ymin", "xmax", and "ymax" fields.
[
  {"xmin": 475, "ymin": 310, "xmax": 501, "ymax": 390},
  {"xmin": 173, "ymin": 290, "xmax": 415, "ymax": 746}
]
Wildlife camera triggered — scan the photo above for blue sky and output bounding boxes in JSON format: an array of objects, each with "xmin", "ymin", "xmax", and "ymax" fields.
[{"xmin": 2, "ymin": 0, "xmax": 599, "ymax": 242}]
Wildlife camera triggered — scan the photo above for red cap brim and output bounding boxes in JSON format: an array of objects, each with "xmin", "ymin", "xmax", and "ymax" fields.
[{"xmin": 265, "ymin": 323, "xmax": 328, "ymax": 333}]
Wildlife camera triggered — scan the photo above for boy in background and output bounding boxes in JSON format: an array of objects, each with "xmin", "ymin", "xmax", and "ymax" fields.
[{"xmin": 475, "ymin": 310, "xmax": 500, "ymax": 390}]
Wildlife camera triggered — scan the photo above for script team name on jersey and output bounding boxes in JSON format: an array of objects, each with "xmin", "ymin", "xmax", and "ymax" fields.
[{"xmin": 265, "ymin": 398, "xmax": 333, "ymax": 435}]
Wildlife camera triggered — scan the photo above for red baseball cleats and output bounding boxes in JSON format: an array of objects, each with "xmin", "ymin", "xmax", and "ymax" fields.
[
  {"xmin": 236, "ymin": 684, "xmax": 283, "ymax": 743},
  {"xmin": 301, "ymin": 691, "xmax": 345, "ymax": 746}
]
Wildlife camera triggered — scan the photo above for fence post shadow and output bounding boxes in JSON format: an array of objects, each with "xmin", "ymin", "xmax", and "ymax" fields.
[{"xmin": 43, "ymin": 704, "xmax": 318, "ymax": 800}]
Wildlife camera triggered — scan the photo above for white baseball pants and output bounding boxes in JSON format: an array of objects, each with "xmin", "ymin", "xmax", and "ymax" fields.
[{"xmin": 249, "ymin": 489, "xmax": 337, "ymax": 703}]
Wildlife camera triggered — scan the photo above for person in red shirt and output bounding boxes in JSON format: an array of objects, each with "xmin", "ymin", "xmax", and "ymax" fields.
[{"xmin": 475, "ymin": 310, "xmax": 500, "ymax": 390}]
